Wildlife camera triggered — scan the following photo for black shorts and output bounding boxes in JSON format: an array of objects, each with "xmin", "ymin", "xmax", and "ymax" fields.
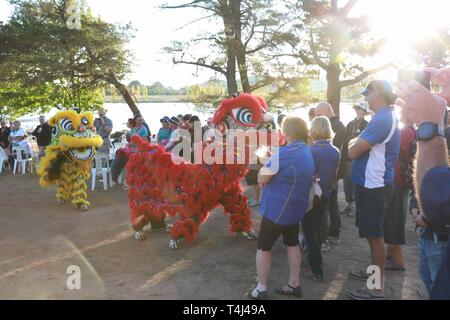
[
  {"xmin": 384, "ymin": 185, "xmax": 408, "ymax": 245},
  {"xmin": 355, "ymin": 185, "xmax": 393, "ymax": 239},
  {"xmin": 257, "ymin": 217, "xmax": 299, "ymax": 251}
]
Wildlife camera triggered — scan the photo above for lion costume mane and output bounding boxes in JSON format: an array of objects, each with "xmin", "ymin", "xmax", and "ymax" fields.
[
  {"xmin": 38, "ymin": 110, "xmax": 103, "ymax": 211},
  {"xmin": 126, "ymin": 93, "xmax": 275, "ymax": 249}
]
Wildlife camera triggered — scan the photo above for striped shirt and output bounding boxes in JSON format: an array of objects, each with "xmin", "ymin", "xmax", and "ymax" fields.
[{"xmin": 352, "ymin": 106, "xmax": 400, "ymax": 189}]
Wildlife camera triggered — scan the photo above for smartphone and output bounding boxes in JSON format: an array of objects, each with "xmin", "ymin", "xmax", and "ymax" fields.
[{"xmin": 398, "ymin": 69, "xmax": 431, "ymax": 90}]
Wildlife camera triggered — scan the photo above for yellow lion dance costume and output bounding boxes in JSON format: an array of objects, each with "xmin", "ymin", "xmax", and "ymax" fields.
[{"xmin": 38, "ymin": 110, "xmax": 103, "ymax": 211}]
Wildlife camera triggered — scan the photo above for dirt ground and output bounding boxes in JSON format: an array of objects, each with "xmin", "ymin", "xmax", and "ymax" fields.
[{"xmin": 0, "ymin": 172, "xmax": 427, "ymax": 300}]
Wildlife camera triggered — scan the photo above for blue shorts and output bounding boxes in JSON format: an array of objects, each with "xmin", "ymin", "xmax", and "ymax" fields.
[{"xmin": 355, "ymin": 185, "xmax": 393, "ymax": 239}]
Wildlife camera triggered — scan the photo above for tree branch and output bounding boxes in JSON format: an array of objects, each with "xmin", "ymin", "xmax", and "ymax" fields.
[
  {"xmin": 172, "ymin": 56, "xmax": 226, "ymax": 75},
  {"xmin": 173, "ymin": 13, "xmax": 216, "ymax": 31},
  {"xmin": 309, "ymin": 30, "xmax": 328, "ymax": 70},
  {"xmin": 161, "ymin": 1, "xmax": 218, "ymax": 13},
  {"xmin": 339, "ymin": 63, "xmax": 393, "ymax": 88},
  {"xmin": 340, "ymin": 0, "xmax": 359, "ymax": 17}
]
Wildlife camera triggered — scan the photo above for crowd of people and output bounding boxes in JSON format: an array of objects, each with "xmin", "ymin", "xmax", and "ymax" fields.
[
  {"xmin": 1, "ymin": 71, "xmax": 450, "ymax": 301},
  {"xmin": 109, "ymin": 112, "xmax": 211, "ymax": 189},
  {"xmin": 249, "ymin": 75, "xmax": 450, "ymax": 300}
]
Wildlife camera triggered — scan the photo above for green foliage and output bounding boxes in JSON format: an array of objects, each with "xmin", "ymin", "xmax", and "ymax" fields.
[
  {"xmin": 186, "ymin": 81, "xmax": 226, "ymax": 107},
  {"xmin": 0, "ymin": 0, "xmax": 135, "ymax": 117},
  {"xmin": 413, "ymin": 26, "xmax": 450, "ymax": 68}
]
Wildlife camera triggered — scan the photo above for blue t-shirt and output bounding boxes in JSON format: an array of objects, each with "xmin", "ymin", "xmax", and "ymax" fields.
[
  {"xmin": 352, "ymin": 107, "xmax": 400, "ymax": 189},
  {"xmin": 131, "ymin": 126, "xmax": 149, "ymax": 139},
  {"xmin": 259, "ymin": 141, "xmax": 314, "ymax": 226},
  {"xmin": 311, "ymin": 140, "xmax": 340, "ymax": 199}
]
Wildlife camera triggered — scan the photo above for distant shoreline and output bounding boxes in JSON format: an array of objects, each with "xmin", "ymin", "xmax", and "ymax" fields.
[{"xmin": 105, "ymin": 95, "xmax": 190, "ymax": 103}]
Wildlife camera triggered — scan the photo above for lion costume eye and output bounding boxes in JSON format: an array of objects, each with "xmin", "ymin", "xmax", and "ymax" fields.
[
  {"xmin": 232, "ymin": 108, "xmax": 253, "ymax": 125},
  {"xmin": 60, "ymin": 118, "xmax": 74, "ymax": 132}
]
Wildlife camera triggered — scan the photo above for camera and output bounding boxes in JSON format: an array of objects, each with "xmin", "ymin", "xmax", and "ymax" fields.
[{"xmin": 398, "ymin": 69, "xmax": 431, "ymax": 90}]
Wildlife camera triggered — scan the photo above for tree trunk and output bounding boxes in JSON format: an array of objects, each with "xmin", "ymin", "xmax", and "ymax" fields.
[
  {"xmin": 105, "ymin": 72, "xmax": 141, "ymax": 115},
  {"xmin": 220, "ymin": 0, "xmax": 238, "ymax": 95},
  {"xmin": 230, "ymin": 0, "xmax": 251, "ymax": 93},
  {"xmin": 326, "ymin": 63, "xmax": 342, "ymax": 117},
  {"xmin": 226, "ymin": 54, "xmax": 238, "ymax": 95}
]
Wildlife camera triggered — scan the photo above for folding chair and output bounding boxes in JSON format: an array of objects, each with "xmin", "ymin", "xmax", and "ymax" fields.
[{"xmin": 91, "ymin": 153, "xmax": 113, "ymax": 191}]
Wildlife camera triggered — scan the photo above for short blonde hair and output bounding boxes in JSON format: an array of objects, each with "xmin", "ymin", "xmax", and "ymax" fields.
[
  {"xmin": 281, "ymin": 116, "xmax": 308, "ymax": 142},
  {"xmin": 310, "ymin": 116, "xmax": 333, "ymax": 141}
]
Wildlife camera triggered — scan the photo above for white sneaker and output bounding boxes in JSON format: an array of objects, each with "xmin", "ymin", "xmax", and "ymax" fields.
[
  {"xmin": 342, "ymin": 203, "xmax": 355, "ymax": 216},
  {"xmin": 328, "ymin": 236, "xmax": 340, "ymax": 245},
  {"xmin": 248, "ymin": 199, "xmax": 260, "ymax": 207},
  {"xmin": 321, "ymin": 241, "xmax": 331, "ymax": 252}
]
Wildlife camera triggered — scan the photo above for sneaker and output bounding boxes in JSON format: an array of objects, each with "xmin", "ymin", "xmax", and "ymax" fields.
[
  {"xmin": 348, "ymin": 287, "xmax": 385, "ymax": 300},
  {"xmin": 303, "ymin": 270, "xmax": 325, "ymax": 282},
  {"xmin": 342, "ymin": 202, "xmax": 355, "ymax": 216},
  {"xmin": 320, "ymin": 241, "xmax": 331, "ymax": 252},
  {"xmin": 328, "ymin": 236, "xmax": 340, "ymax": 245},
  {"xmin": 248, "ymin": 199, "xmax": 260, "ymax": 207}
]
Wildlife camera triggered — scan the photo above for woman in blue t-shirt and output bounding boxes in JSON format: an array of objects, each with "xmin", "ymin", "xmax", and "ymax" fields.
[
  {"xmin": 157, "ymin": 117, "xmax": 172, "ymax": 146},
  {"xmin": 302, "ymin": 116, "xmax": 340, "ymax": 281},
  {"xmin": 248, "ymin": 116, "xmax": 314, "ymax": 300}
]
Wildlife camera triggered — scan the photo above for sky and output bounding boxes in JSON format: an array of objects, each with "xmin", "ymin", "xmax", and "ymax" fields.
[{"xmin": 1, "ymin": 0, "xmax": 450, "ymax": 89}]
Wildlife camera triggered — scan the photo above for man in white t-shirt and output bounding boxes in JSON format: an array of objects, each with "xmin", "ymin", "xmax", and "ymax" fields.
[{"xmin": 9, "ymin": 120, "xmax": 32, "ymax": 155}]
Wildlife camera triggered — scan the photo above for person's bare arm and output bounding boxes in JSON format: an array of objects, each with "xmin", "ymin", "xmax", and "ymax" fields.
[
  {"xmin": 397, "ymin": 80, "xmax": 449, "ymax": 203},
  {"xmin": 416, "ymin": 137, "xmax": 448, "ymax": 195},
  {"xmin": 348, "ymin": 137, "xmax": 372, "ymax": 160},
  {"xmin": 258, "ymin": 167, "xmax": 275, "ymax": 185}
]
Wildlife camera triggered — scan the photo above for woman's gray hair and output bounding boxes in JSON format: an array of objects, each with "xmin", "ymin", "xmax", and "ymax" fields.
[{"xmin": 310, "ymin": 116, "xmax": 334, "ymax": 141}]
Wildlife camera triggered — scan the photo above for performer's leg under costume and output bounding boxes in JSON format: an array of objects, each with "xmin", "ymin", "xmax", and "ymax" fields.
[
  {"xmin": 219, "ymin": 181, "xmax": 252, "ymax": 234},
  {"xmin": 56, "ymin": 164, "xmax": 71, "ymax": 203}
]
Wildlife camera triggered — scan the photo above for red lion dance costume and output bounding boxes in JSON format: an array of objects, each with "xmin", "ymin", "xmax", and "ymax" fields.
[{"xmin": 126, "ymin": 93, "xmax": 274, "ymax": 249}]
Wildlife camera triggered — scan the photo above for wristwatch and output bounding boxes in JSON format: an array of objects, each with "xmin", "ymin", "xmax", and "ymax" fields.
[{"xmin": 416, "ymin": 122, "xmax": 445, "ymax": 141}]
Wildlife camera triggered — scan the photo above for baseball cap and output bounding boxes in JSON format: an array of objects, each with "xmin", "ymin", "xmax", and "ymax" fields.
[
  {"xmin": 361, "ymin": 80, "xmax": 397, "ymax": 104},
  {"xmin": 168, "ymin": 117, "xmax": 180, "ymax": 126},
  {"xmin": 353, "ymin": 102, "xmax": 370, "ymax": 113},
  {"xmin": 160, "ymin": 116, "xmax": 170, "ymax": 123}
]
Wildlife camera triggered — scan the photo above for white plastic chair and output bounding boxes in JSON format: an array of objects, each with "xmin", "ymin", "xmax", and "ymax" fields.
[
  {"xmin": 12, "ymin": 147, "xmax": 33, "ymax": 175},
  {"xmin": 0, "ymin": 147, "xmax": 8, "ymax": 173},
  {"xmin": 91, "ymin": 153, "xmax": 113, "ymax": 191}
]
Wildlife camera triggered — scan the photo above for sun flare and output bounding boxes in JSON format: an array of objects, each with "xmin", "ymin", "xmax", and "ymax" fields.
[{"xmin": 358, "ymin": 0, "xmax": 450, "ymax": 66}]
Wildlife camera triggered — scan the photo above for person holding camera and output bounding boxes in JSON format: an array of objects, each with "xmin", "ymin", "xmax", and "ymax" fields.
[
  {"xmin": 94, "ymin": 108, "xmax": 113, "ymax": 155},
  {"xmin": 397, "ymin": 69, "xmax": 450, "ymax": 300}
]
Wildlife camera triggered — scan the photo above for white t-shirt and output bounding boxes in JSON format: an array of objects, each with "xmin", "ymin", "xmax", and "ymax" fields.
[
  {"xmin": 165, "ymin": 129, "xmax": 189, "ymax": 151},
  {"xmin": 9, "ymin": 128, "xmax": 31, "ymax": 155},
  {"xmin": 9, "ymin": 128, "xmax": 27, "ymax": 147}
]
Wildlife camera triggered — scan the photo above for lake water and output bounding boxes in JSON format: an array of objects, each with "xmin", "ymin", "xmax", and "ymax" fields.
[{"xmin": 18, "ymin": 102, "xmax": 362, "ymax": 133}]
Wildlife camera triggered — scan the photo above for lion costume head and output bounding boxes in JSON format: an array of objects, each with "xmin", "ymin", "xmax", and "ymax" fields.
[{"xmin": 38, "ymin": 110, "xmax": 103, "ymax": 187}]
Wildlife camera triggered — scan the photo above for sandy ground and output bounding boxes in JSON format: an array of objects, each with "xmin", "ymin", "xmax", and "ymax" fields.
[{"xmin": 0, "ymin": 172, "xmax": 427, "ymax": 300}]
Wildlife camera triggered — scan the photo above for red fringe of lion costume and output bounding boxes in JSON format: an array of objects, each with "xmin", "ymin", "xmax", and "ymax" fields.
[{"xmin": 126, "ymin": 93, "xmax": 274, "ymax": 249}]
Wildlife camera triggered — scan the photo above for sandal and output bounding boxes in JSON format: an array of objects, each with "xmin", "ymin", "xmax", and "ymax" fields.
[
  {"xmin": 348, "ymin": 287, "xmax": 385, "ymax": 300},
  {"xmin": 247, "ymin": 287, "xmax": 268, "ymax": 300},
  {"xmin": 274, "ymin": 284, "xmax": 303, "ymax": 298}
]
